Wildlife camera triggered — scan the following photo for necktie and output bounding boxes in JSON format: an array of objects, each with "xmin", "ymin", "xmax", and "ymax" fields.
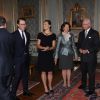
[
  {"xmin": 85, "ymin": 30, "xmax": 88, "ymax": 38},
  {"xmin": 22, "ymin": 31, "xmax": 25, "ymax": 43},
  {"xmin": 22, "ymin": 31, "xmax": 24, "ymax": 39}
]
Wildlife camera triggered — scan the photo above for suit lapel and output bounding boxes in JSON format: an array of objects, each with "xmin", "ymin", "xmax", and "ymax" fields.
[
  {"xmin": 85, "ymin": 28, "xmax": 92, "ymax": 40},
  {"xmin": 83, "ymin": 30, "xmax": 86, "ymax": 39},
  {"xmin": 16, "ymin": 30, "xmax": 23, "ymax": 40}
]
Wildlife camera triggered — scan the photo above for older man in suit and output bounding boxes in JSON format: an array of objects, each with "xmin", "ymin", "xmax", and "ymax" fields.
[
  {"xmin": 78, "ymin": 18, "xmax": 100, "ymax": 96},
  {"xmin": 0, "ymin": 16, "xmax": 13, "ymax": 100},
  {"xmin": 11, "ymin": 18, "xmax": 33, "ymax": 100}
]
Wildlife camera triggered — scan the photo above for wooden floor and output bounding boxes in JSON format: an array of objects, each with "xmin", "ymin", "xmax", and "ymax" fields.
[{"xmin": 19, "ymin": 67, "xmax": 62, "ymax": 100}]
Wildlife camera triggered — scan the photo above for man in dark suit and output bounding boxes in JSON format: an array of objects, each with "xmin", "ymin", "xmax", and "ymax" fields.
[
  {"xmin": 0, "ymin": 16, "xmax": 13, "ymax": 100},
  {"xmin": 78, "ymin": 18, "xmax": 100, "ymax": 96},
  {"xmin": 11, "ymin": 18, "xmax": 33, "ymax": 100}
]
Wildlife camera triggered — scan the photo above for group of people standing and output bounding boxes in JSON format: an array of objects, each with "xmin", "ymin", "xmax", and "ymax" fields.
[
  {"xmin": 36, "ymin": 19, "xmax": 100, "ymax": 97},
  {"xmin": 0, "ymin": 15, "xmax": 100, "ymax": 100}
]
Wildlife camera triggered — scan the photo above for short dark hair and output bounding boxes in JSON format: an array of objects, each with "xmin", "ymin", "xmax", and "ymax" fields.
[
  {"xmin": 0, "ymin": 16, "xmax": 6, "ymax": 26},
  {"xmin": 60, "ymin": 22, "xmax": 71, "ymax": 32},
  {"xmin": 17, "ymin": 17, "xmax": 26, "ymax": 24},
  {"xmin": 44, "ymin": 20, "xmax": 51, "ymax": 26}
]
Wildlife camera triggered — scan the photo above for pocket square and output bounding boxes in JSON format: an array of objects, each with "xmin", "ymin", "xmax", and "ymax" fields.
[{"xmin": 88, "ymin": 37, "xmax": 91, "ymax": 38}]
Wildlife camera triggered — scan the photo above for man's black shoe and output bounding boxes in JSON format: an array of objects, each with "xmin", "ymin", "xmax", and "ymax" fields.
[
  {"xmin": 78, "ymin": 85, "xmax": 86, "ymax": 90},
  {"xmin": 23, "ymin": 91, "xmax": 33, "ymax": 96},
  {"xmin": 85, "ymin": 91, "xmax": 96, "ymax": 97},
  {"xmin": 78, "ymin": 85, "xmax": 89, "ymax": 93},
  {"xmin": 16, "ymin": 97, "xmax": 20, "ymax": 100},
  {"xmin": 78, "ymin": 85, "xmax": 85, "ymax": 89},
  {"xmin": 12, "ymin": 96, "xmax": 20, "ymax": 100}
]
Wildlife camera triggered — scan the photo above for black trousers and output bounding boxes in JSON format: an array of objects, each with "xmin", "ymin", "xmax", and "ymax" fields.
[
  {"xmin": 80, "ymin": 61, "xmax": 96, "ymax": 91},
  {"xmin": 11, "ymin": 54, "xmax": 29, "ymax": 97},
  {"xmin": 0, "ymin": 76, "xmax": 12, "ymax": 100}
]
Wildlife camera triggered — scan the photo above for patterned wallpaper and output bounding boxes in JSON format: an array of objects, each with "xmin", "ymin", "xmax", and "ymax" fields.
[
  {"xmin": 18, "ymin": 0, "xmax": 39, "ymax": 39},
  {"xmin": 17, "ymin": 0, "xmax": 39, "ymax": 56}
]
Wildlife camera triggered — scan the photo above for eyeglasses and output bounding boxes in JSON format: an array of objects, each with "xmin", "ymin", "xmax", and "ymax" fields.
[{"xmin": 19, "ymin": 24, "xmax": 26, "ymax": 26}]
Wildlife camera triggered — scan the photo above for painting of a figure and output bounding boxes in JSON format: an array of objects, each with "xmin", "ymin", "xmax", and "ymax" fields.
[{"xmin": 72, "ymin": 11, "xmax": 82, "ymax": 27}]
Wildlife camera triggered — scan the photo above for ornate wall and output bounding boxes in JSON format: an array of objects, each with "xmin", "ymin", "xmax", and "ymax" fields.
[
  {"xmin": 18, "ymin": 0, "xmax": 39, "ymax": 39},
  {"xmin": 63, "ymin": 0, "xmax": 95, "ymax": 42},
  {"xmin": 63, "ymin": 0, "xmax": 95, "ymax": 24}
]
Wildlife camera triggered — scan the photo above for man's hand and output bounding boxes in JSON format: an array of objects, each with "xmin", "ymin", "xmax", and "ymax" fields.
[
  {"xmin": 82, "ymin": 50, "xmax": 89, "ymax": 54},
  {"xmin": 54, "ymin": 58, "xmax": 58, "ymax": 65},
  {"xmin": 79, "ymin": 48, "xmax": 89, "ymax": 54},
  {"xmin": 79, "ymin": 49, "xmax": 83, "ymax": 53}
]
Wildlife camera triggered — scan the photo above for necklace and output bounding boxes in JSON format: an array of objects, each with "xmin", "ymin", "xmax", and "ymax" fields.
[{"xmin": 44, "ymin": 31, "xmax": 52, "ymax": 36}]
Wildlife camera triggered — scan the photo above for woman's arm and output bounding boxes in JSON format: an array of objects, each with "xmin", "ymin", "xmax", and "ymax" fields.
[
  {"xmin": 71, "ymin": 35, "xmax": 78, "ymax": 59},
  {"xmin": 37, "ymin": 39, "xmax": 50, "ymax": 51},
  {"xmin": 49, "ymin": 40, "xmax": 56, "ymax": 50},
  {"xmin": 37, "ymin": 39, "xmax": 45, "ymax": 50},
  {"xmin": 54, "ymin": 36, "xmax": 61, "ymax": 59}
]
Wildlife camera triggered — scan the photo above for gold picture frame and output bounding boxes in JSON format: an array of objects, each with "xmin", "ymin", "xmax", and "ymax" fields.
[
  {"xmin": 70, "ymin": 10, "xmax": 82, "ymax": 29},
  {"xmin": 22, "ymin": 6, "xmax": 34, "ymax": 18},
  {"xmin": 70, "ymin": 3, "xmax": 88, "ymax": 29}
]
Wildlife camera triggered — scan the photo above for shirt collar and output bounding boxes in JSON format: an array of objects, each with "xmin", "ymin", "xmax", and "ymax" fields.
[
  {"xmin": 18, "ymin": 28, "xmax": 25, "ymax": 33},
  {"xmin": 85, "ymin": 28, "xmax": 90, "ymax": 33}
]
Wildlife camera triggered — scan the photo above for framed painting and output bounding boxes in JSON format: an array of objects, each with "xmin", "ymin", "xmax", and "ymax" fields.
[
  {"xmin": 70, "ymin": 10, "xmax": 82, "ymax": 29},
  {"xmin": 22, "ymin": 6, "xmax": 34, "ymax": 18}
]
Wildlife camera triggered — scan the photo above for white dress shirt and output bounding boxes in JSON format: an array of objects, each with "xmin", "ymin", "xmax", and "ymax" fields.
[
  {"xmin": 85, "ymin": 28, "xmax": 90, "ymax": 38},
  {"xmin": 18, "ymin": 29, "xmax": 27, "ymax": 45}
]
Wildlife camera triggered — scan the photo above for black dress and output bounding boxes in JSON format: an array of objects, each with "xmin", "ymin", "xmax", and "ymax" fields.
[{"xmin": 37, "ymin": 32, "xmax": 56, "ymax": 72}]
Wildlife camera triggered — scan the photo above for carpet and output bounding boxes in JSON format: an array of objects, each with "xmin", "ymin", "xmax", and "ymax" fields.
[
  {"xmin": 37, "ymin": 69, "xmax": 81, "ymax": 100},
  {"xmin": 16, "ymin": 81, "xmax": 40, "ymax": 96},
  {"xmin": 37, "ymin": 69, "xmax": 100, "ymax": 100},
  {"xmin": 63, "ymin": 81, "xmax": 100, "ymax": 100}
]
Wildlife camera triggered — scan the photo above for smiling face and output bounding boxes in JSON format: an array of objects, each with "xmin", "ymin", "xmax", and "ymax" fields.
[
  {"xmin": 43, "ymin": 21, "xmax": 51, "ymax": 31},
  {"xmin": 82, "ymin": 19, "xmax": 91, "ymax": 30},
  {"xmin": 17, "ymin": 20, "xmax": 26, "ymax": 31},
  {"xmin": 63, "ymin": 24, "xmax": 70, "ymax": 33}
]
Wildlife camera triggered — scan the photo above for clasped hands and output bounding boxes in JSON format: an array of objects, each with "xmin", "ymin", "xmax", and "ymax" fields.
[
  {"xmin": 41, "ymin": 46, "xmax": 50, "ymax": 51},
  {"xmin": 79, "ymin": 49, "xmax": 89, "ymax": 54}
]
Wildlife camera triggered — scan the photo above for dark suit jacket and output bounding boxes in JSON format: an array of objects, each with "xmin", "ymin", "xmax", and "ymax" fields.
[
  {"xmin": 12, "ymin": 30, "xmax": 30, "ymax": 64},
  {"xmin": 0, "ymin": 28, "xmax": 13, "ymax": 76},
  {"xmin": 78, "ymin": 28, "xmax": 100, "ymax": 62}
]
